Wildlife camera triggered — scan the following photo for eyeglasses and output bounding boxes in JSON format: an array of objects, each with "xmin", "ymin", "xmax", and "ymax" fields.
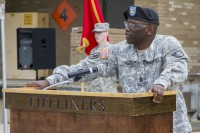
[{"xmin": 124, "ymin": 21, "xmax": 147, "ymax": 29}]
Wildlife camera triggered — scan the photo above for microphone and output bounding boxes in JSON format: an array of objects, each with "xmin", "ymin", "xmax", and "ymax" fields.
[{"xmin": 68, "ymin": 66, "xmax": 99, "ymax": 79}]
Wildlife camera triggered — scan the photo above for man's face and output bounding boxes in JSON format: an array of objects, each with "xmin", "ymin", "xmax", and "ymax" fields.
[
  {"xmin": 124, "ymin": 19, "xmax": 149, "ymax": 45},
  {"xmin": 94, "ymin": 31, "xmax": 108, "ymax": 43}
]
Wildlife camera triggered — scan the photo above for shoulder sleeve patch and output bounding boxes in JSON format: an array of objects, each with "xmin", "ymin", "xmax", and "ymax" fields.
[
  {"xmin": 171, "ymin": 50, "xmax": 184, "ymax": 58},
  {"xmin": 101, "ymin": 48, "xmax": 109, "ymax": 59}
]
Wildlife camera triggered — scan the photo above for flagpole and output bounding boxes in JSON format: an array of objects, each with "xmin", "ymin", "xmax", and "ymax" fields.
[
  {"xmin": 80, "ymin": 44, "xmax": 86, "ymax": 92},
  {"xmin": 0, "ymin": 0, "xmax": 8, "ymax": 133}
]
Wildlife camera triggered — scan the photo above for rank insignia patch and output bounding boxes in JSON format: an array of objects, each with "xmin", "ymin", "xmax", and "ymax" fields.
[
  {"xmin": 171, "ymin": 51, "xmax": 184, "ymax": 58},
  {"xmin": 101, "ymin": 48, "xmax": 109, "ymax": 59}
]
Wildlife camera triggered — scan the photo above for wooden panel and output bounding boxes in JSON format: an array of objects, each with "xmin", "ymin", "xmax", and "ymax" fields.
[
  {"xmin": 5, "ymin": 89, "xmax": 176, "ymax": 116},
  {"xmin": 10, "ymin": 109, "xmax": 173, "ymax": 133}
]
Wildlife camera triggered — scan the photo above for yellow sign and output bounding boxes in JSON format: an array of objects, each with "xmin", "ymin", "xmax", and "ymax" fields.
[{"xmin": 24, "ymin": 14, "xmax": 33, "ymax": 26}]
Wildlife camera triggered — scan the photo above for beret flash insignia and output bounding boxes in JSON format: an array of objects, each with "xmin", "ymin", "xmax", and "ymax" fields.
[{"xmin": 129, "ymin": 6, "xmax": 136, "ymax": 16}]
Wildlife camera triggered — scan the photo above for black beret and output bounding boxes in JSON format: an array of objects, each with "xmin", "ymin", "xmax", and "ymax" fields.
[{"xmin": 124, "ymin": 6, "xmax": 159, "ymax": 26}]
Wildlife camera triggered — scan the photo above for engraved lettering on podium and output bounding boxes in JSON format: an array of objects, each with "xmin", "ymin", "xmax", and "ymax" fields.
[{"xmin": 29, "ymin": 95, "xmax": 105, "ymax": 113}]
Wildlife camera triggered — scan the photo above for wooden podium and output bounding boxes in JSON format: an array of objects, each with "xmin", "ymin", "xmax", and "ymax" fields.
[{"xmin": 3, "ymin": 88, "xmax": 176, "ymax": 133}]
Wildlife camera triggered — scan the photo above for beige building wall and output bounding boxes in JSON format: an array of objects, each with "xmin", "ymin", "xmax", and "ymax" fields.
[{"xmin": 5, "ymin": 0, "xmax": 87, "ymax": 66}]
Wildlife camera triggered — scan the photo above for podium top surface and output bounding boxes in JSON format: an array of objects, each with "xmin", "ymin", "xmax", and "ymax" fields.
[{"xmin": 3, "ymin": 87, "xmax": 177, "ymax": 98}]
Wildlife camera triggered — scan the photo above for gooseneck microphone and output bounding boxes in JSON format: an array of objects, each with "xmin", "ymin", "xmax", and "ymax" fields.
[
  {"xmin": 43, "ymin": 65, "xmax": 106, "ymax": 90},
  {"xmin": 68, "ymin": 66, "xmax": 98, "ymax": 78}
]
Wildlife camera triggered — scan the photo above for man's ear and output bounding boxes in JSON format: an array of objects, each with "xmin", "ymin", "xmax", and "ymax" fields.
[{"xmin": 147, "ymin": 25, "xmax": 154, "ymax": 35}]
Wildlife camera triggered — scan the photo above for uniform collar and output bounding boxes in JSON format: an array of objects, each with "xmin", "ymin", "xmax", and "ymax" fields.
[{"xmin": 131, "ymin": 35, "xmax": 159, "ymax": 62}]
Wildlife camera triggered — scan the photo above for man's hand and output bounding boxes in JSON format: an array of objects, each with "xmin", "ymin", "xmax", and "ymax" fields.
[
  {"xmin": 26, "ymin": 80, "xmax": 50, "ymax": 89},
  {"xmin": 147, "ymin": 84, "xmax": 165, "ymax": 103}
]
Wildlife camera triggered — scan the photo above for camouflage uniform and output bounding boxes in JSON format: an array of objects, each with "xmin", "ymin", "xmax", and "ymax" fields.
[
  {"xmin": 46, "ymin": 34, "xmax": 191, "ymax": 132},
  {"xmin": 46, "ymin": 43, "xmax": 117, "ymax": 93},
  {"xmin": 100, "ymin": 35, "xmax": 192, "ymax": 133},
  {"xmin": 86, "ymin": 44, "xmax": 117, "ymax": 92}
]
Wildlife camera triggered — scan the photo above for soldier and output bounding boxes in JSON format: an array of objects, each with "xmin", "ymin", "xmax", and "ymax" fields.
[
  {"xmin": 86, "ymin": 22, "xmax": 117, "ymax": 92},
  {"xmin": 28, "ymin": 22, "xmax": 117, "ymax": 93},
  {"xmin": 99, "ymin": 6, "xmax": 192, "ymax": 133}
]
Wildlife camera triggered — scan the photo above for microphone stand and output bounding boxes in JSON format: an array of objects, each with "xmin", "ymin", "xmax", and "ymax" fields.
[{"xmin": 43, "ymin": 76, "xmax": 81, "ymax": 90}]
